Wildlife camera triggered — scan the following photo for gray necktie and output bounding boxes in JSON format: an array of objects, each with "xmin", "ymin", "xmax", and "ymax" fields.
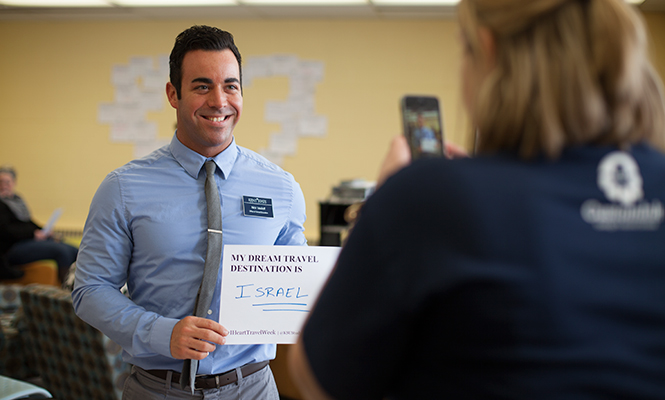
[{"xmin": 180, "ymin": 160, "xmax": 223, "ymax": 393}]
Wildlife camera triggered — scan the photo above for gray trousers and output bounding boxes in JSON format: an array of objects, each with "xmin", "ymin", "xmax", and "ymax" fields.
[{"xmin": 122, "ymin": 364, "xmax": 280, "ymax": 400}]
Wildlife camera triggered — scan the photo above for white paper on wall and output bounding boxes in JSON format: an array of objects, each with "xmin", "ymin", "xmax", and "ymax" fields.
[
  {"xmin": 244, "ymin": 54, "xmax": 328, "ymax": 166},
  {"xmin": 100, "ymin": 55, "xmax": 170, "ymax": 157}
]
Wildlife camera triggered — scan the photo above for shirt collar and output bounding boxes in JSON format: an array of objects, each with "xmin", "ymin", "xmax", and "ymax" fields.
[{"xmin": 169, "ymin": 133, "xmax": 238, "ymax": 180}]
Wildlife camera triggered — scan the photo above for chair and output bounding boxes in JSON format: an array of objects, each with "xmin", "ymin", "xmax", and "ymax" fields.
[
  {"xmin": 0, "ymin": 284, "xmax": 36, "ymax": 380},
  {"xmin": 0, "ymin": 260, "xmax": 58, "ymax": 287},
  {"xmin": 19, "ymin": 284, "xmax": 130, "ymax": 400}
]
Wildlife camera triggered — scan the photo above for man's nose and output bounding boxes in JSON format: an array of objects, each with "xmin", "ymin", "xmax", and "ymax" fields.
[{"xmin": 207, "ymin": 86, "xmax": 227, "ymax": 109}]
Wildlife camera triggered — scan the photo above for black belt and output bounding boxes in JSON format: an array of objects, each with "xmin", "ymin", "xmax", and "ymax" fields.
[{"xmin": 144, "ymin": 361, "xmax": 269, "ymax": 390}]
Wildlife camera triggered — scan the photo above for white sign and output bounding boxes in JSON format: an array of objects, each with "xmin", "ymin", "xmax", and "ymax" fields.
[{"xmin": 220, "ymin": 245, "xmax": 341, "ymax": 344}]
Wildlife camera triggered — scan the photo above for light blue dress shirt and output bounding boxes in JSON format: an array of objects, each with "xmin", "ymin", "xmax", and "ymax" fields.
[{"xmin": 72, "ymin": 134, "xmax": 307, "ymax": 373}]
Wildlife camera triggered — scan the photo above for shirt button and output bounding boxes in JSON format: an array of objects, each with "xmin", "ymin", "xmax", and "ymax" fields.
[{"xmin": 207, "ymin": 309, "xmax": 212, "ymax": 315}]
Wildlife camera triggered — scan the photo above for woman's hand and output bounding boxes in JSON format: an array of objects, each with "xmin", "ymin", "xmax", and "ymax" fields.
[
  {"xmin": 376, "ymin": 136, "xmax": 412, "ymax": 188},
  {"xmin": 376, "ymin": 136, "xmax": 469, "ymax": 189},
  {"xmin": 445, "ymin": 141, "xmax": 469, "ymax": 159}
]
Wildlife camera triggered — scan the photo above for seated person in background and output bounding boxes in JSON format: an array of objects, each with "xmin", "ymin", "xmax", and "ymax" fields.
[
  {"xmin": 290, "ymin": 0, "xmax": 665, "ymax": 399},
  {"xmin": 0, "ymin": 165, "xmax": 77, "ymax": 283}
]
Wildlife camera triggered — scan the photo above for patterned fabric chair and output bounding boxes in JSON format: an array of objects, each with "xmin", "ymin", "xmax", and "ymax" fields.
[
  {"xmin": 0, "ymin": 284, "xmax": 35, "ymax": 380},
  {"xmin": 19, "ymin": 284, "xmax": 130, "ymax": 400}
]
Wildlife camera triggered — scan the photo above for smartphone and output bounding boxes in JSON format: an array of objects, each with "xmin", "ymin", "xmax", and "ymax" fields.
[{"xmin": 400, "ymin": 95, "xmax": 445, "ymax": 160}]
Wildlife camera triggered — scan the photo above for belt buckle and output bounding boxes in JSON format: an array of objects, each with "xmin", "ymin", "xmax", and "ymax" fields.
[
  {"xmin": 192, "ymin": 374, "xmax": 221, "ymax": 391},
  {"xmin": 191, "ymin": 375, "xmax": 206, "ymax": 391}
]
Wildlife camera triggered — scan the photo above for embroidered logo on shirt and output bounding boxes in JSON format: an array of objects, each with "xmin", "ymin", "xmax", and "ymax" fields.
[
  {"xmin": 581, "ymin": 151, "xmax": 664, "ymax": 231},
  {"xmin": 242, "ymin": 196, "xmax": 274, "ymax": 218}
]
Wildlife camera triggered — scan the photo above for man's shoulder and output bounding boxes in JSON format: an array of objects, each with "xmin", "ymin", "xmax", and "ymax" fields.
[
  {"xmin": 235, "ymin": 145, "xmax": 292, "ymax": 178},
  {"xmin": 110, "ymin": 145, "xmax": 173, "ymax": 177}
]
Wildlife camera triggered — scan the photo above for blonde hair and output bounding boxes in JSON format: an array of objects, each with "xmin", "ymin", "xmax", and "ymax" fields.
[{"xmin": 458, "ymin": 0, "xmax": 665, "ymax": 159}]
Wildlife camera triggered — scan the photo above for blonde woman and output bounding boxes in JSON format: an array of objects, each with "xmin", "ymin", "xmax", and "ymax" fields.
[{"xmin": 290, "ymin": 0, "xmax": 665, "ymax": 399}]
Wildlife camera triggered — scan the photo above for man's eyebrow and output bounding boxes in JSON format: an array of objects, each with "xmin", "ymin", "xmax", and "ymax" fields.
[
  {"xmin": 191, "ymin": 77, "xmax": 213, "ymax": 84},
  {"xmin": 190, "ymin": 77, "xmax": 239, "ymax": 85}
]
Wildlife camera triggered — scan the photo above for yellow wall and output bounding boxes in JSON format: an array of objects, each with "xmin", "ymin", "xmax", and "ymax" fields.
[
  {"xmin": 0, "ymin": 12, "xmax": 663, "ymax": 242},
  {"xmin": 645, "ymin": 13, "xmax": 665, "ymax": 77}
]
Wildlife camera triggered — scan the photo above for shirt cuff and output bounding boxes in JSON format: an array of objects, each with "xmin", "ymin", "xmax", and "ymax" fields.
[{"xmin": 150, "ymin": 316, "xmax": 179, "ymax": 357}]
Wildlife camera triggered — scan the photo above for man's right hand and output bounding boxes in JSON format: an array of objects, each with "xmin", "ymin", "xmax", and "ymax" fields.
[{"xmin": 170, "ymin": 316, "xmax": 229, "ymax": 360}]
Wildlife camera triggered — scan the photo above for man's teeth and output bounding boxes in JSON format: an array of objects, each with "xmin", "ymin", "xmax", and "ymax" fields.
[{"xmin": 208, "ymin": 116, "xmax": 227, "ymax": 122}]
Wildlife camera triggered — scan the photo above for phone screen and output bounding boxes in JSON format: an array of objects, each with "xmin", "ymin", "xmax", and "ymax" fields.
[{"xmin": 401, "ymin": 95, "xmax": 445, "ymax": 160}]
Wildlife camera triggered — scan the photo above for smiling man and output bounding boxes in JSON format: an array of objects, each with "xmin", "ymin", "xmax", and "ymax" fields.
[
  {"xmin": 167, "ymin": 47, "xmax": 242, "ymax": 158},
  {"xmin": 73, "ymin": 26, "xmax": 307, "ymax": 400}
]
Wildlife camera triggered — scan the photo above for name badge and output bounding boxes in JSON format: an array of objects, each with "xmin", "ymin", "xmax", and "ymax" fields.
[{"xmin": 242, "ymin": 196, "xmax": 274, "ymax": 218}]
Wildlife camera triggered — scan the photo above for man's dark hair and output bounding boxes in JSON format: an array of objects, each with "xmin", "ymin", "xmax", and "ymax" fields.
[{"xmin": 169, "ymin": 25, "xmax": 242, "ymax": 99}]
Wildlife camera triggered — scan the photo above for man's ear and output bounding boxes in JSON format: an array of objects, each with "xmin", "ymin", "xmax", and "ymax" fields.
[{"xmin": 166, "ymin": 81, "xmax": 179, "ymax": 109}]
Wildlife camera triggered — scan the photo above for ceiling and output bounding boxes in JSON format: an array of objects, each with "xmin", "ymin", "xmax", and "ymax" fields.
[{"xmin": 0, "ymin": 0, "xmax": 663, "ymax": 20}]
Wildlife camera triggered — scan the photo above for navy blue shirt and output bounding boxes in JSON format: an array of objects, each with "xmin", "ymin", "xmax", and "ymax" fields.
[{"xmin": 303, "ymin": 144, "xmax": 665, "ymax": 399}]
